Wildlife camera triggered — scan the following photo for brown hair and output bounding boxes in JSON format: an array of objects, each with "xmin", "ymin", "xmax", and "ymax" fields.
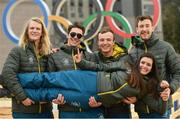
[
  {"xmin": 127, "ymin": 63, "xmax": 145, "ymax": 91},
  {"xmin": 138, "ymin": 53, "xmax": 161, "ymax": 99},
  {"xmin": 97, "ymin": 27, "xmax": 115, "ymax": 40},
  {"xmin": 67, "ymin": 23, "xmax": 85, "ymax": 34},
  {"xmin": 135, "ymin": 15, "xmax": 153, "ymax": 27}
]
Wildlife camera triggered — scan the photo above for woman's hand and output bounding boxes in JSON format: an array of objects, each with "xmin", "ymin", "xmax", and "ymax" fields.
[
  {"xmin": 50, "ymin": 48, "xmax": 60, "ymax": 54},
  {"xmin": 89, "ymin": 96, "xmax": 102, "ymax": 108},
  {"xmin": 123, "ymin": 97, "xmax": 137, "ymax": 104},
  {"xmin": 22, "ymin": 98, "xmax": 35, "ymax": 106}
]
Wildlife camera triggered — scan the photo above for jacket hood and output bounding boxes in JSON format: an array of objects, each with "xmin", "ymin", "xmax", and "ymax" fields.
[
  {"xmin": 98, "ymin": 42, "xmax": 127, "ymax": 62},
  {"xmin": 144, "ymin": 33, "xmax": 159, "ymax": 48},
  {"xmin": 112, "ymin": 42, "xmax": 127, "ymax": 58}
]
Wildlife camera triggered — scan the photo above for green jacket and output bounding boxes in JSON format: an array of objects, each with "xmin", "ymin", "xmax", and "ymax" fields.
[
  {"xmin": 77, "ymin": 43, "xmax": 139, "ymax": 107},
  {"xmin": 48, "ymin": 44, "xmax": 93, "ymax": 71},
  {"xmin": 129, "ymin": 33, "xmax": 180, "ymax": 109},
  {"xmin": 48, "ymin": 44, "xmax": 94, "ymax": 111},
  {"xmin": 135, "ymin": 77, "xmax": 168, "ymax": 114},
  {"xmin": 1, "ymin": 42, "xmax": 52, "ymax": 113},
  {"xmin": 129, "ymin": 33, "xmax": 180, "ymax": 93}
]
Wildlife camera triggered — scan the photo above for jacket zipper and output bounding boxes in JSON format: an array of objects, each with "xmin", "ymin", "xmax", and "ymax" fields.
[
  {"xmin": 72, "ymin": 49, "xmax": 77, "ymax": 70},
  {"xmin": 97, "ymin": 82, "xmax": 128, "ymax": 95},
  {"xmin": 34, "ymin": 46, "xmax": 42, "ymax": 113},
  {"xmin": 144, "ymin": 43, "xmax": 148, "ymax": 53},
  {"xmin": 146, "ymin": 105, "xmax": 150, "ymax": 114}
]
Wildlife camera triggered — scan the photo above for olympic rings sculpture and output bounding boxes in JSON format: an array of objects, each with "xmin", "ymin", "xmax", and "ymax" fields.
[{"xmin": 2, "ymin": 0, "xmax": 161, "ymax": 49}]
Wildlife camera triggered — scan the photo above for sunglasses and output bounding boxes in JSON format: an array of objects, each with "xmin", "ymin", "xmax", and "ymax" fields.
[{"xmin": 70, "ymin": 32, "xmax": 83, "ymax": 39}]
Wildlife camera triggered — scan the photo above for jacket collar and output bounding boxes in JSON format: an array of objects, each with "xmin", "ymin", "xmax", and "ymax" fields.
[
  {"xmin": 98, "ymin": 42, "xmax": 127, "ymax": 62},
  {"xmin": 144, "ymin": 33, "xmax": 159, "ymax": 48}
]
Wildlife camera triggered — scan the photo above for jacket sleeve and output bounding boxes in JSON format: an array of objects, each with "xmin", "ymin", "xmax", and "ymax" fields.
[
  {"xmin": 142, "ymin": 94, "xmax": 168, "ymax": 114},
  {"xmin": 166, "ymin": 44, "xmax": 180, "ymax": 93},
  {"xmin": 97, "ymin": 71, "xmax": 140, "ymax": 107},
  {"xmin": 1, "ymin": 47, "xmax": 27, "ymax": 101},
  {"xmin": 77, "ymin": 59, "xmax": 127, "ymax": 72},
  {"xmin": 47, "ymin": 54, "xmax": 57, "ymax": 72}
]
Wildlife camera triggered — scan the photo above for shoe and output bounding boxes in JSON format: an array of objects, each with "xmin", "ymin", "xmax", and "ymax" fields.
[{"xmin": 0, "ymin": 88, "xmax": 11, "ymax": 98}]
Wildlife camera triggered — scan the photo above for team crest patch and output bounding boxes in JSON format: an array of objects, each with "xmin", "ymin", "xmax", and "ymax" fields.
[
  {"xmin": 28, "ymin": 57, "xmax": 34, "ymax": 64},
  {"xmin": 62, "ymin": 58, "xmax": 70, "ymax": 65}
]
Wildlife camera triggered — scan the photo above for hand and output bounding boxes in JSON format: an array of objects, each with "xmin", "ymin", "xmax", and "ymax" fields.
[
  {"xmin": 51, "ymin": 48, "xmax": 60, "ymax": 54},
  {"xmin": 160, "ymin": 80, "xmax": 169, "ymax": 89},
  {"xmin": 22, "ymin": 98, "xmax": 34, "ymax": 106},
  {"xmin": 160, "ymin": 88, "xmax": 170, "ymax": 101},
  {"xmin": 73, "ymin": 48, "xmax": 82, "ymax": 63},
  {"xmin": 89, "ymin": 96, "xmax": 102, "ymax": 108},
  {"xmin": 52, "ymin": 94, "xmax": 66, "ymax": 105},
  {"xmin": 123, "ymin": 97, "xmax": 137, "ymax": 104}
]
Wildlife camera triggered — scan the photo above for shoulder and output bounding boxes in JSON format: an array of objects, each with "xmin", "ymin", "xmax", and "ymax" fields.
[
  {"xmin": 157, "ymin": 40, "xmax": 176, "ymax": 52},
  {"xmin": 8, "ymin": 46, "xmax": 24, "ymax": 55},
  {"xmin": 157, "ymin": 40, "xmax": 173, "ymax": 47}
]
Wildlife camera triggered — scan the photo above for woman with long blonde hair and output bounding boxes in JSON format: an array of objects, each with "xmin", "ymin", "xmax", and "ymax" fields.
[{"xmin": 2, "ymin": 17, "xmax": 53, "ymax": 118}]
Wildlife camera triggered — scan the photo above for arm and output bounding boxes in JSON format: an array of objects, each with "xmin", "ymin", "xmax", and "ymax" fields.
[
  {"xmin": 77, "ymin": 59, "xmax": 127, "ymax": 72},
  {"xmin": 142, "ymin": 94, "xmax": 168, "ymax": 114},
  {"xmin": 47, "ymin": 53, "xmax": 57, "ymax": 72},
  {"xmin": 74, "ymin": 50, "xmax": 128, "ymax": 72},
  {"xmin": 1, "ymin": 47, "xmax": 27, "ymax": 101},
  {"xmin": 166, "ymin": 44, "xmax": 180, "ymax": 93},
  {"xmin": 96, "ymin": 71, "xmax": 140, "ymax": 107}
]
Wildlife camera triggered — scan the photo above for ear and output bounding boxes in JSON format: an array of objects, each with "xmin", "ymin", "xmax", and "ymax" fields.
[{"xmin": 136, "ymin": 27, "xmax": 139, "ymax": 34}]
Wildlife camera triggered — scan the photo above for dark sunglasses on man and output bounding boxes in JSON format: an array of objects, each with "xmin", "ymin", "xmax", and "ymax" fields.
[{"xmin": 70, "ymin": 32, "xmax": 83, "ymax": 39}]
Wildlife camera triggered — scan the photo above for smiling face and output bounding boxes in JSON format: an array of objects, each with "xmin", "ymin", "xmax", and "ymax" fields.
[
  {"xmin": 98, "ymin": 31, "xmax": 114, "ymax": 57},
  {"xmin": 139, "ymin": 57, "xmax": 153, "ymax": 75},
  {"xmin": 28, "ymin": 20, "xmax": 42, "ymax": 43},
  {"xmin": 136, "ymin": 19, "xmax": 154, "ymax": 41},
  {"xmin": 67, "ymin": 27, "xmax": 83, "ymax": 46}
]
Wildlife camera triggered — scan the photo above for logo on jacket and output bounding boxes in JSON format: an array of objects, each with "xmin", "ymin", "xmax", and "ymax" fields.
[
  {"xmin": 62, "ymin": 58, "xmax": 70, "ymax": 66},
  {"xmin": 28, "ymin": 57, "xmax": 34, "ymax": 64}
]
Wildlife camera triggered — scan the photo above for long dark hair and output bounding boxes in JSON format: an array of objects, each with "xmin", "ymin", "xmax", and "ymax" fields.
[
  {"xmin": 137, "ymin": 53, "xmax": 161, "ymax": 99},
  {"xmin": 127, "ymin": 61, "xmax": 145, "ymax": 91}
]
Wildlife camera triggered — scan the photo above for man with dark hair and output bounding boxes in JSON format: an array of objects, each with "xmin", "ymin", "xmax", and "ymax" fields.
[
  {"xmin": 48, "ymin": 23, "xmax": 103, "ymax": 118},
  {"xmin": 127, "ymin": 15, "xmax": 180, "ymax": 118},
  {"xmin": 74, "ymin": 26, "xmax": 131, "ymax": 118}
]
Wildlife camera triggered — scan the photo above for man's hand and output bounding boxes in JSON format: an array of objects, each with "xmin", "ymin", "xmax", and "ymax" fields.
[
  {"xmin": 73, "ymin": 48, "xmax": 82, "ymax": 63},
  {"xmin": 22, "ymin": 98, "xmax": 34, "ymax": 106},
  {"xmin": 123, "ymin": 97, "xmax": 137, "ymax": 104},
  {"xmin": 51, "ymin": 48, "xmax": 60, "ymax": 54},
  {"xmin": 160, "ymin": 80, "xmax": 169, "ymax": 89},
  {"xmin": 160, "ymin": 88, "xmax": 171, "ymax": 101},
  {"xmin": 89, "ymin": 96, "xmax": 102, "ymax": 108},
  {"xmin": 52, "ymin": 94, "xmax": 66, "ymax": 105}
]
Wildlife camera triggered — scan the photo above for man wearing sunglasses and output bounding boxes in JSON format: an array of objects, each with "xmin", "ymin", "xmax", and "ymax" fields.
[{"xmin": 47, "ymin": 23, "xmax": 103, "ymax": 118}]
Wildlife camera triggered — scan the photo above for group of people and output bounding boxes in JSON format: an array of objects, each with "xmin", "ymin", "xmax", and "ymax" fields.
[{"xmin": 0, "ymin": 15, "xmax": 179, "ymax": 119}]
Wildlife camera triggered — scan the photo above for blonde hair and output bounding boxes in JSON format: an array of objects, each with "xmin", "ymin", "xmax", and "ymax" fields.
[{"xmin": 19, "ymin": 17, "xmax": 51, "ymax": 56}]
